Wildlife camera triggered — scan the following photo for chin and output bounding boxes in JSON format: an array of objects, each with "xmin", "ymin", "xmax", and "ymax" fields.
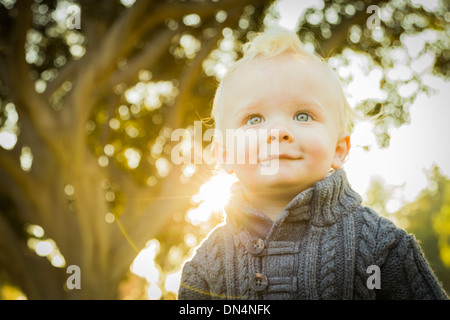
[
  {"xmin": 258, "ymin": 163, "xmax": 305, "ymax": 182},
  {"xmin": 256, "ymin": 174, "xmax": 311, "ymax": 193},
  {"xmin": 259, "ymin": 167, "xmax": 330, "ymax": 191},
  {"xmin": 235, "ymin": 164, "xmax": 328, "ymax": 195}
]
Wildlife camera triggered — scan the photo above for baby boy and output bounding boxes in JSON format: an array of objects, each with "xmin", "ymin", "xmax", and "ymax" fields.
[{"xmin": 178, "ymin": 28, "xmax": 448, "ymax": 300}]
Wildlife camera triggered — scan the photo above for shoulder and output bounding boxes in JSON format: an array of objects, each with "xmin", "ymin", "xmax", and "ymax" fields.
[
  {"xmin": 352, "ymin": 205, "xmax": 404, "ymax": 238},
  {"xmin": 179, "ymin": 223, "xmax": 233, "ymax": 298},
  {"xmin": 351, "ymin": 205, "xmax": 407, "ymax": 265},
  {"xmin": 197, "ymin": 223, "xmax": 231, "ymax": 254},
  {"xmin": 182, "ymin": 222, "xmax": 231, "ymax": 269}
]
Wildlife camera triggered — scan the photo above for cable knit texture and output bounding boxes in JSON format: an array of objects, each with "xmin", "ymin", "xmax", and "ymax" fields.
[{"xmin": 178, "ymin": 169, "xmax": 448, "ymax": 300}]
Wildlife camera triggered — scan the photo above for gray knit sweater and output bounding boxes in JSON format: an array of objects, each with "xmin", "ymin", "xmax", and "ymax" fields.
[{"xmin": 178, "ymin": 169, "xmax": 448, "ymax": 300}]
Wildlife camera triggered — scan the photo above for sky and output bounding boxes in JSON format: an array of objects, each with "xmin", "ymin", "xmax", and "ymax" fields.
[{"xmin": 274, "ymin": 0, "xmax": 450, "ymax": 211}]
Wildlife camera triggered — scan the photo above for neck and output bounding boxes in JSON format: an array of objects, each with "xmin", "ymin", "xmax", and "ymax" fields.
[
  {"xmin": 241, "ymin": 187, "xmax": 299, "ymax": 221},
  {"xmin": 226, "ymin": 169, "xmax": 363, "ymax": 230}
]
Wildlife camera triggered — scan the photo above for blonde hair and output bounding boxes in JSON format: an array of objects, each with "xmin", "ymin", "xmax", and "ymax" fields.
[{"xmin": 211, "ymin": 27, "xmax": 356, "ymax": 134}]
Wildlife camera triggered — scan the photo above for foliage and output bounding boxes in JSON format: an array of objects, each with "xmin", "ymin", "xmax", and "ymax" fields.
[
  {"xmin": 364, "ymin": 166, "xmax": 450, "ymax": 295},
  {"xmin": 399, "ymin": 166, "xmax": 450, "ymax": 295},
  {"xmin": 298, "ymin": 0, "xmax": 449, "ymax": 147},
  {"xmin": 0, "ymin": 0, "xmax": 274, "ymax": 299}
]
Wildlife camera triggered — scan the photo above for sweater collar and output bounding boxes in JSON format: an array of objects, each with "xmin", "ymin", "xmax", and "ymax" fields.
[{"xmin": 225, "ymin": 169, "xmax": 362, "ymax": 232}]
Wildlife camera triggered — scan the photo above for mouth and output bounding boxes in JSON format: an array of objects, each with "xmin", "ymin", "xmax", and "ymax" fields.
[{"xmin": 259, "ymin": 154, "xmax": 302, "ymax": 162}]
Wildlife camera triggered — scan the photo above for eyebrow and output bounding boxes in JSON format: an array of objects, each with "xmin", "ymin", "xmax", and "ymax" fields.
[
  {"xmin": 232, "ymin": 103, "xmax": 261, "ymax": 119},
  {"xmin": 299, "ymin": 96, "xmax": 326, "ymax": 113},
  {"xmin": 232, "ymin": 96, "xmax": 326, "ymax": 119}
]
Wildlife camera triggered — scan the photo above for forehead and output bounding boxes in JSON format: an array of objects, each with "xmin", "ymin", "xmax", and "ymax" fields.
[{"xmin": 221, "ymin": 53, "xmax": 341, "ymax": 116}]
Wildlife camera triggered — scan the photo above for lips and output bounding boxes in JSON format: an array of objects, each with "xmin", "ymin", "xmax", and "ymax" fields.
[{"xmin": 259, "ymin": 154, "xmax": 302, "ymax": 162}]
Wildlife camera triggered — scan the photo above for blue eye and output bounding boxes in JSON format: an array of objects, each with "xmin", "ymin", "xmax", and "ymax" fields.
[
  {"xmin": 295, "ymin": 113, "xmax": 310, "ymax": 122},
  {"xmin": 247, "ymin": 115, "xmax": 264, "ymax": 125}
]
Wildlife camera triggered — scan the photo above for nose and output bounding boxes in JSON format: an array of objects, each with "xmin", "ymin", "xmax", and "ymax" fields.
[{"xmin": 267, "ymin": 126, "xmax": 293, "ymax": 143}]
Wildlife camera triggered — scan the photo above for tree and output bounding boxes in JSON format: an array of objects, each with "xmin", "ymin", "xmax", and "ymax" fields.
[
  {"xmin": 297, "ymin": 0, "xmax": 449, "ymax": 146},
  {"xmin": 0, "ymin": 0, "xmax": 448, "ymax": 299},
  {"xmin": 393, "ymin": 166, "xmax": 450, "ymax": 294},
  {"xmin": 0, "ymin": 0, "xmax": 275, "ymax": 299}
]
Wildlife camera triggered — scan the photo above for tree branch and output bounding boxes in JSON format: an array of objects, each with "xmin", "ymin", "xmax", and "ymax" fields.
[
  {"xmin": 107, "ymin": 27, "xmax": 179, "ymax": 89},
  {"xmin": 165, "ymin": 37, "xmax": 217, "ymax": 129},
  {"xmin": 83, "ymin": 0, "xmax": 157, "ymax": 83},
  {"xmin": 164, "ymin": 10, "xmax": 243, "ymax": 130},
  {"xmin": 81, "ymin": 0, "xmax": 265, "ymax": 92},
  {"xmin": 113, "ymin": 0, "xmax": 244, "ymax": 71},
  {"xmin": 316, "ymin": 0, "xmax": 385, "ymax": 57},
  {"xmin": 42, "ymin": 59, "xmax": 80, "ymax": 100},
  {"xmin": 63, "ymin": 1, "xmax": 159, "ymax": 139},
  {"xmin": 68, "ymin": 0, "xmax": 269, "ymax": 139},
  {"xmin": 8, "ymin": 0, "xmax": 64, "ymax": 163}
]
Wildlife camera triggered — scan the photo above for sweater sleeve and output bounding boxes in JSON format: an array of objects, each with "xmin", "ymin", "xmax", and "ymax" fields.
[
  {"xmin": 378, "ymin": 229, "xmax": 449, "ymax": 300},
  {"xmin": 177, "ymin": 225, "xmax": 227, "ymax": 300},
  {"xmin": 178, "ymin": 254, "xmax": 211, "ymax": 300}
]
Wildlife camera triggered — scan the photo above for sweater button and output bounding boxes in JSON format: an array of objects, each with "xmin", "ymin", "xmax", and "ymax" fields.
[
  {"xmin": 250, "ymin": 273, "xmax": 268, "ymax": 292},
  {"xmin": 248, "ymin": 238, "xmax": 265, "ymax": 255}
]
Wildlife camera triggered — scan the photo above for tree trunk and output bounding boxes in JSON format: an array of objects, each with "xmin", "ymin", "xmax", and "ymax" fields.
[{"xmin": 0, "ymin": 0, "xmax": 275, "ymax": 299}]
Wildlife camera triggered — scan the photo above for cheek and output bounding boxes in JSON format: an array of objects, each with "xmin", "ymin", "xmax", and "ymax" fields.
[
  {"xmin": 302, "ymin": 133, "xmax": 335, "ymax": 161},
  {"xmin": 232, "ymin": 163, "xmax": 260, "ymax": 188}
]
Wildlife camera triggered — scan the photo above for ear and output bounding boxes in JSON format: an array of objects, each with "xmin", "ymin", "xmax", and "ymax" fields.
[
  {"xmin": 331, "ymin": 133, "xmax": 351, "ymax": 170},
  {"xmin": 214, "ymin": 140, "xmax": 234, "ymax": 174}
]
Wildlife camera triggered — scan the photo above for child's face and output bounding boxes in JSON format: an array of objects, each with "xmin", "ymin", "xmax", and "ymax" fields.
[{"xmin": 217, "ymin": 53, "xmax": 350, "ymax": 199}]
